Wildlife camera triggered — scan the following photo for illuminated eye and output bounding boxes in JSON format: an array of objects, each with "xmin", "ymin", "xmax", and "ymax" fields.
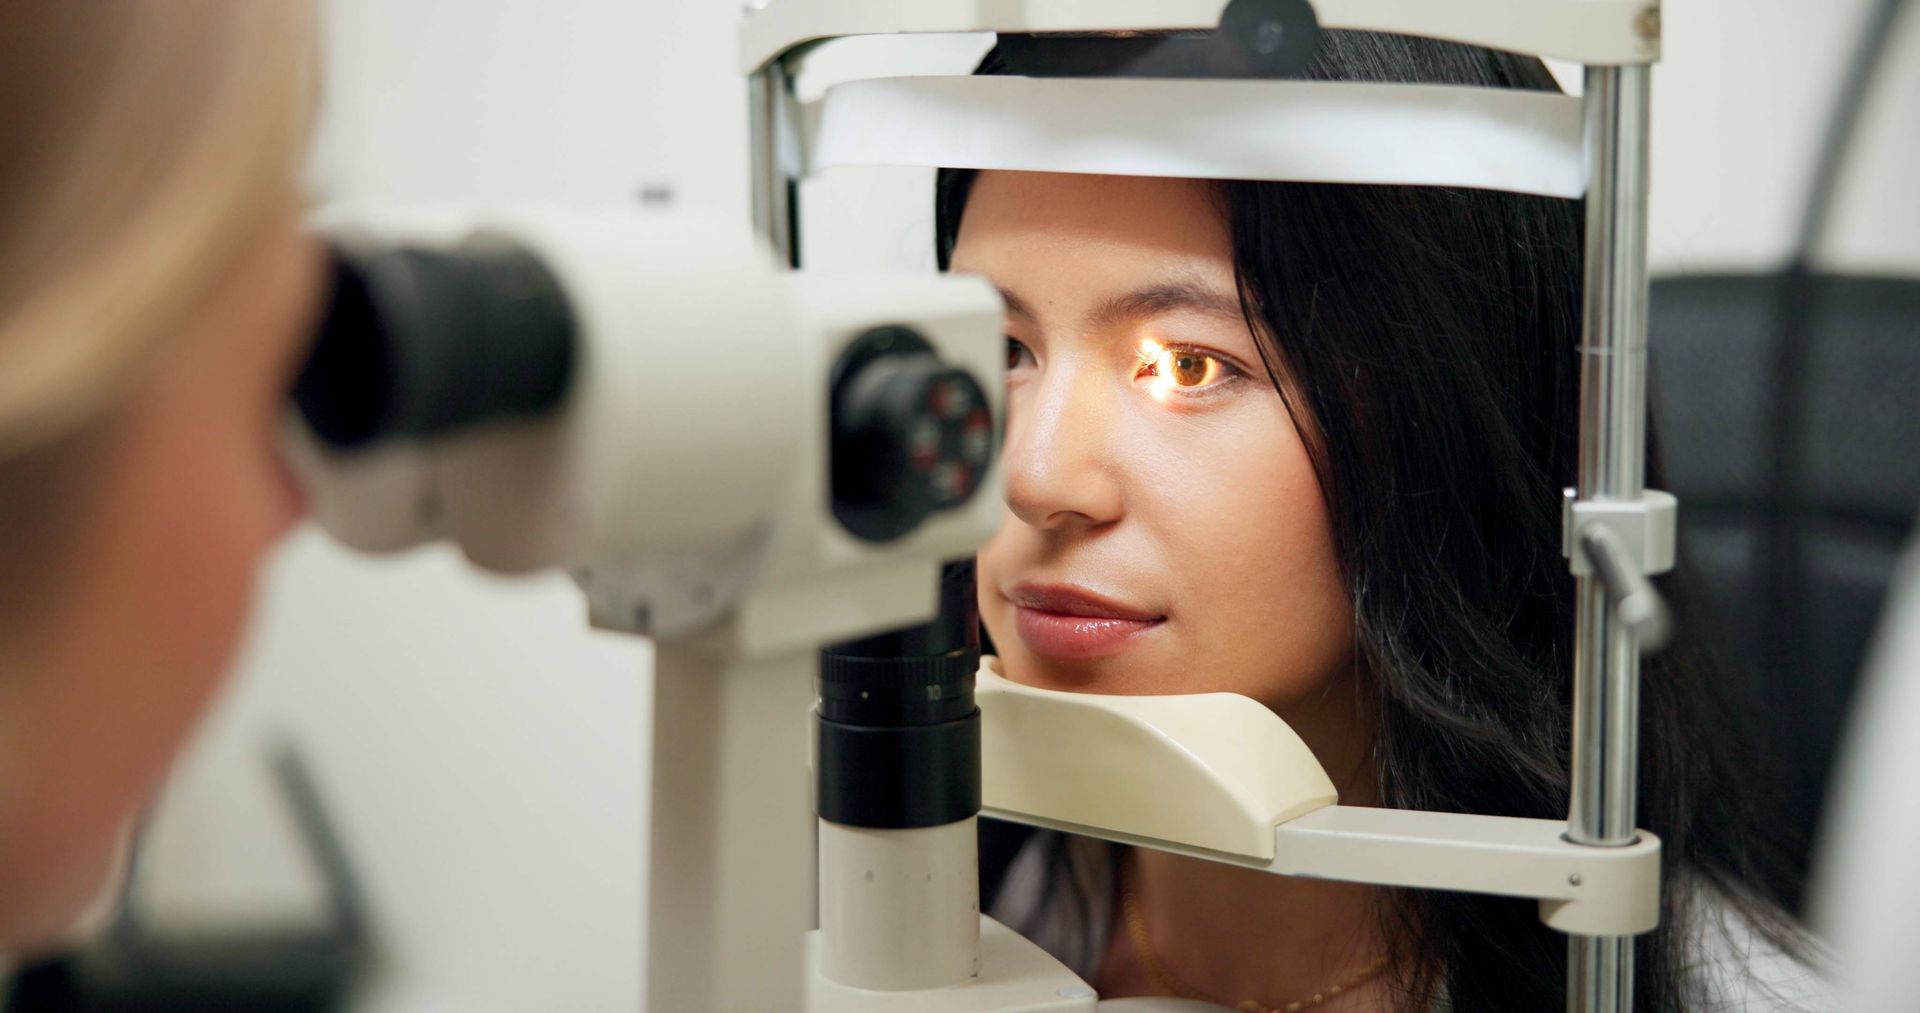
[
  {"xmin": 1167, "ymin": 350, "xmax": 1220, "ymax": 388},
  {"xmin": 1137, "ymin": 339, "xmax": 1233, "ymax": 399}
]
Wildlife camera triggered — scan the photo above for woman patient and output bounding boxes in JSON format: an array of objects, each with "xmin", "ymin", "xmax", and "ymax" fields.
[{"xmin": 942, "ymin": 30, "xmax": 1820, "ymax": 1011}]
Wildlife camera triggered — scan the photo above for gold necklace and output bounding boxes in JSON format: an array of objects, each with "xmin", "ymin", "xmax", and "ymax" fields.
[{"xmin": 1118, "ymin": 851, "xmax": 1391, "ymax": 1013}]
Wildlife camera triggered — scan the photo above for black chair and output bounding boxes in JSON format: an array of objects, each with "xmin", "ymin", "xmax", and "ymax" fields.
[{"xmin": 1651, "ymin": 271, "xmax": 1920, "ymax": 910}]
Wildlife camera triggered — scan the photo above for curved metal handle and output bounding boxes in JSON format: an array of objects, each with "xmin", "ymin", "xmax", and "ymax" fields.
[{"xmin": 1578, "ymin": 524, "xmax": 1671, "ymax": 653}]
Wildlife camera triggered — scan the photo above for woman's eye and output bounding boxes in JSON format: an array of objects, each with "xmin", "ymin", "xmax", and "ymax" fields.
[
  {"xmin": 1006, "ymin": 337, "xmax": 1034, "ymax": 372},
  {"xmin": 1166, "ymin": 350, "xmax": 1223, "ymax": 387},
  {"xmin": 1137, "ymin": 340, "xmax": 1238, "ymax": 395}
]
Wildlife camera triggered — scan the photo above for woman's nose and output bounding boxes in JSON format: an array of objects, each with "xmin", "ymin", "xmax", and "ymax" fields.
[{"xmin": 1001, "ymin": 369, "xmax": 1125, "ymax": 532}]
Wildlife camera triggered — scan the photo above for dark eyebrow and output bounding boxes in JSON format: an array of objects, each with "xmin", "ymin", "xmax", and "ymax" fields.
[
  {"xmin": 1091, "ymin": 282, "xmax": 1246, "ymax": 331},
  {"xmin": 994, "ymin": 286, "xmax": 1036, "ymax": 321},
  {"xmin": 993, "ymin": 282, "xmax": 1245, "ymax": 329}
]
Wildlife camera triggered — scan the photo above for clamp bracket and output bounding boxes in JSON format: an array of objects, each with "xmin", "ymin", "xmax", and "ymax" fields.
[
  {"xmin": 1562, "ymin": 488, "xmax": 1678, "ymax": 650},
  {"xmin": 1561, "ymin": 488, "xmax": 1677, "ymax": 577}
]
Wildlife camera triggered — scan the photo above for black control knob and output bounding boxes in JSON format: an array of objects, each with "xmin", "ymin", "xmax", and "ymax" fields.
[
  {"xmin": 1220, "ymin": 0, "xmax": 1321, "ymax": 77},
  {"xmin": 829, "ymin": 326, "xmax": 995, "ymax": 543}
]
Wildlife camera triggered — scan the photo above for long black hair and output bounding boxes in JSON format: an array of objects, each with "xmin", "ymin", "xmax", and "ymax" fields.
[{"xmin": 937, "ymin": 29, "xmax": 1804, "ymax": 1011}]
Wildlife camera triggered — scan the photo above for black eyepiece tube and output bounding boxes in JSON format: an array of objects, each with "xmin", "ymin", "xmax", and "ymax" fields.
[
  {"xmin": 293, "ymin": 236, "xmax": 578, "ymax": 450},
  {"xmin": 816, "ymin": 561, "xmax": 983, "ymax": 829}
]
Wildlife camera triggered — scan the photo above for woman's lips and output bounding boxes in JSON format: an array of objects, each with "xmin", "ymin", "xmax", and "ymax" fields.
[{"xmin": 1008, "ymin": 584, "xmax": 1164, "ymax": 661}]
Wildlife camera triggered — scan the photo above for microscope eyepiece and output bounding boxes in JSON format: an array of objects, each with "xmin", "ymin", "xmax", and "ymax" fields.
[{"xmin": 294, "ymin": 237, "xmax": 577, "ymax": 450}]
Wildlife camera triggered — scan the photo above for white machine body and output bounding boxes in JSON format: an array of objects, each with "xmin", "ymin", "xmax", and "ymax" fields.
[
  {"xmin": 288, "ymin": 204, "xmax": 1012, "ymax": 1010},
  {"xmin": 293, "ymin": 206, "xmax": 1005, "ymax": 644}
]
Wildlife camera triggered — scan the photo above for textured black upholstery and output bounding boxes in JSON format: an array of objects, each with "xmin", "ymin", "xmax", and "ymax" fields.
[{"xmin": 1651, "ymin": 272, "xmax": 1920, "ymax": 908}]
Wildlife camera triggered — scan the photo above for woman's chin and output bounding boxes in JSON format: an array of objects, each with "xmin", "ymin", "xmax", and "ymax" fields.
[{"xmin": 986, "ymin": 649, "xmax": 1140, "ymax": 696}]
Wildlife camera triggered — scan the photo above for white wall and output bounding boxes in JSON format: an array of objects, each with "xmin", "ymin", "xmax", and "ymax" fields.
[
  {"xmin": 148, "ymin": 539, "xmax": 649, "ymax": 1013},
  {"xmin": 133, "ymin": 3, "xmax": 1917, "ymax": 1012},
  {"xmin": 1651, "ymin": 0, "xmax": 1920, "ymax": 274}
]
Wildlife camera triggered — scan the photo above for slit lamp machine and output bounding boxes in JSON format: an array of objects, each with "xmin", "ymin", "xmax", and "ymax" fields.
[{"xmin": 287, "ymin": 1, "xmax": 1673, "ymax": 1010}]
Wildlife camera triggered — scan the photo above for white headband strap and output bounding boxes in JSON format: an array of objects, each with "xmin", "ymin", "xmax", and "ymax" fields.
[{"xmin": 808, "ymin": 75, "xmax": 1585, "ymax": 198}]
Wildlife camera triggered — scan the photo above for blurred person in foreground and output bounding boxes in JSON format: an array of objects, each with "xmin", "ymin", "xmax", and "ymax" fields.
[{"xmin": 0, "ymin": 2, "xmax": 322, "ymax": 946}]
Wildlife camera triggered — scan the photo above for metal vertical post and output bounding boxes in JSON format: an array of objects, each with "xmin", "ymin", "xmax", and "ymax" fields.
[
  {"xmin": 748, "ymin": 61, "xmax": 798, "ymax": 266},
  {"xmin": 1567, "ymin": 63, "xmax": 1653, "ymax": 1013}
]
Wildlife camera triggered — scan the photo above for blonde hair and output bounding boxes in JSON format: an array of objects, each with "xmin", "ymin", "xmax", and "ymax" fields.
[{"xmin": 0, "ymin": 1, "xmax": 315, "ymax": 459}]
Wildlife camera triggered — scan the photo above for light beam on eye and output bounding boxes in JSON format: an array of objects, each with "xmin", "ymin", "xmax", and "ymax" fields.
[{"xmin": 1138, "ymin": 337, "xmax": 1175, "ymax": 402}]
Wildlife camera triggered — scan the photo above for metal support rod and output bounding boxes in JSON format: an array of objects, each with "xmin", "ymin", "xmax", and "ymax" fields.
[
  {"xmin": 1567, "ymin": 62, "xmax": 1652, "ymax": 1013},
  {"xmin": 748, "ymin": 62, "xmax": 799, "ymax": 267}
]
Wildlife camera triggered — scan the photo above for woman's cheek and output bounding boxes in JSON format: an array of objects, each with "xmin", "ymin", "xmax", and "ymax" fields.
[
  {"xmin": 1150, "ymin": 397, "xmax": 1350, "ymax": 702},
  {"xmin": 973, "ymin": 506, "xmax": 1021, "ymax": 648},
  {"xmin": 162, "ymin": 433, "xmax": 269, "ymax": 684},
  {"xmin": 10, "ymin": 402, "xmax": 278, "ymax": 936},
  {"xmin": 113, "ymin": 372, "xmax": 290, "ymax": 706}
]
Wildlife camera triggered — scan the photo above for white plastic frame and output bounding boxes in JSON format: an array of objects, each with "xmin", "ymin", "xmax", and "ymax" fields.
[
  {"xmin": 743, "ymin": 1, "xmax": 1664, "ymax": 1010},
  {"xmin": 976, "ymin": 664, "xmax": 1662, "ymax": 938},
  {"xmin": 808, "ymin": 76, "xmax": 1586, "ymax": 197},
  {"xmin": 742, "ymin": 0, "xmax": 1660, "ymax": 73}
]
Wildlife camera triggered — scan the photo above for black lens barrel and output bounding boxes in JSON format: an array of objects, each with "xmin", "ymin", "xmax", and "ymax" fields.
[
  {"xmin": 816, "ymin": 561, "xmax": 983, "ymax": 829},
  {"xmin": 295, "ymin": 236, "xmax": 578, "ymax": 450}
]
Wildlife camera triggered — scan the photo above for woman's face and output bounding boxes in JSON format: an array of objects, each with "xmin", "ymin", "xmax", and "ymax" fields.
[
  {"xmin": 953, "ymin": 171, "xmax": 1354, "ymax": 717},
  {"xmin": 0, "ymin": 213, "xmax": 321, "ymax": 945}
]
